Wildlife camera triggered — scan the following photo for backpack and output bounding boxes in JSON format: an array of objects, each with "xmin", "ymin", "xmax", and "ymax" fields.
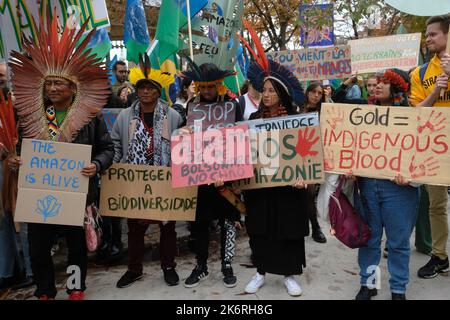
[{"xmin": 419, "ymin": 62, "xmax": 429, "ymax": 82}]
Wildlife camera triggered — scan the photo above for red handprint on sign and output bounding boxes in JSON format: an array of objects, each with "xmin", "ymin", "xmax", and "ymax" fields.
[
  {"xmin": 325, "ymin": 105, "xmax": 345, "ymax": 129},
  {"xmin": 324, "ymin": 147, "xmax": 335, "ymax": 171},
  {"xmin": 409, "ymin": 155, "xmax": 440, "ymax": 179},
  {"xmin": 417, "ymin": 110, "xmax": 446, "ymax": 135},
  {"xmin": 296, "ymin": 127, "xmax": 319, "ymax": 159}
]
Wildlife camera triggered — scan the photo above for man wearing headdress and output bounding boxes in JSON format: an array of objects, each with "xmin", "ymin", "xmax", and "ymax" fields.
[
  {"xmin": 7, "ymin": 17, "xmax": 114, "ymax": 300},
  {"xmin": 179, "ymin": 61, "xmax": 243, "ymax": 289},
  {"xmin": 113, "ymin": 54, "xmax": 184, "ymax": 288}
]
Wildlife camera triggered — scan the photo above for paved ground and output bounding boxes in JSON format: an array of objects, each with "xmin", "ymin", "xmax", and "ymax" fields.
[{"xmin": 3, "ymin": 212, "xmax": 450, "ymax": 300}]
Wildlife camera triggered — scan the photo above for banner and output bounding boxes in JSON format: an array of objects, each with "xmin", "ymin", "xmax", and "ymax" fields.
[
  {"xmin": 179, "ymin": 0, "xmax": 244, "ymax": 70},
  {"xmin": 171, "ymin": 124, "xmax": 253, "ymax": 188},
  {"xmin": 15, "ymin": 139, "xmax": 91, "ymax": 226},
  {"xmin": 237, "ymin": 112, "xmax": 319, "ymax": 132},
  {"xmin": 267, "ymin": 45, "xmax": 351, "ymax": 81},
  {"xmin": 299, "ymin": 3, "xmax": 334, "ymax": 47},
  {"xmin": 236, "ymin": 126, "xmax": 325, "ymax": 190},
  {"xmin": 385, "ymin": 0, "xmax": 450, "ymax": 16},
  {"xmin": 0, "ymin": 0, "xmax": 110, "ymax": 61},
  {"xmin": 348, "ymin": 33, "xmax": 421, "ymax": 74},
  {"xmin": 100, "ymin": 164, "xmax": 198, "ymax": 221},
  {"xmin": 321, "ymin": 103, "xmax": 450, "ymax": 185},
  {"xmin": 186, "ymin": 101, "xmax": 236, "ymax": 131}
]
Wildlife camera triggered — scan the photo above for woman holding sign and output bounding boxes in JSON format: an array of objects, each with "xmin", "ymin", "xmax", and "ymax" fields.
[
  {"xmin": 7, "ymin": 16, "xmax": 114, "ymax": 300},
  {"xmin": 242, "ymin": 58, "xmax": 309, "ymax": 297},
  {"xmin": 351, "ymin": 68, "xmax": 420, "ymax": 300}
]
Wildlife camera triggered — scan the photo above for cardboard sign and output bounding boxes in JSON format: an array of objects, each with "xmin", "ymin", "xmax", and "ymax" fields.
[
  {"xmin": 15, "ymin": 139, "xmax": 92, "ymax": 226},
  {"xmin": 171, "ymin": 124, "xmax": 254, "ymax": 188},
  {"xmin": 186, "ymin": 101, "xmax": 236, "ymax": 131},
  {"xmin": 237, "ymin": 112, "xmax": 319, "ymax": 133},
  {"xmin": 15, "ymin": 189, "xmax": 87, "ymax": 226},
  {"xmin": 299, "ymin": 3, "xmax": 334, "ymax": 47},
  {"xmin": 236, "ymin": 126, "xmax": 325, "ymax": 190},
  {"xmin": 320, "ymin": 103, "xmax": 450, "ymax": 185},
  {"xmin": 267, "ymin": 45, "xmax": 351, "ymax": 81},
  {"xmin": 348, "ymin": 33, "xmax": 421, "ymax": 74},
  {"xmin": 100, "ymin": 164, "xmax": 198, "ymax": 221},
  {"xmin": 18, "ymin": 139, "xmax": 91, "ymax": 193}
]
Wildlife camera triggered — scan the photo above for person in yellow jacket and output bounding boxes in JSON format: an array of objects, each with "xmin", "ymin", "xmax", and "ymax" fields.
[{"xmin": 409, "ymin": 14, "xmax": 450, "ymax": 279}]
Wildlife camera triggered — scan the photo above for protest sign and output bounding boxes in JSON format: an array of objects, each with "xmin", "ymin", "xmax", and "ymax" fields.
[
  {"xmin": 100, "ymin": 164, "xmax": 198, "ymax": 221},
  {"xmin": 299, "ymin": 3, "xmax": 334, "ymax": 47},
  {"xmin": 348, "ymin": 33, "xmax": 421, "ymax": 74},
  {"xmin": 186, "ymin": 101, "xmax": 236, "ymax": 131},
  {"xmin": 178, "ymin": 0, "xmax": 244, "ymax": 70},
  {"xmin": 321, "ymin": 103, "xmax": 450, "ymax": 185},
  {"xmin": 267, "ymin": 45, "xmax": 351, "ymax": 81},
  {"xmin": 236, "ymin": 126, "xmax": 324, "ymax": 190},
  {"xmin": 238, "ymin": 112, "xmax": 319, "ymax": 132},
  {"xmin": 171, "ymin": 124, "xmax": 253, "ymax": 188},
  {"xmin": 15, "ymin": 139, "xmax": 91, "ymax": 226}
]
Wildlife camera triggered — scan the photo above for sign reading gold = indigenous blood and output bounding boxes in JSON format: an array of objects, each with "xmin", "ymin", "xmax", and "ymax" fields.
[{"xmin": 320, "ymin": 103, "xmax": 450, "ymax": 185}]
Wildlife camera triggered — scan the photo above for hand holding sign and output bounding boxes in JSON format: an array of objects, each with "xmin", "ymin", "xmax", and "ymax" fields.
[
  {"xmin": 323, "ymin": 148, "xmax": 335, "ymax": 171},
  {"xmin": 409, "ymin": 156, "xmax": 440, "ymax": 179},
  {"xmin": 441, "ymin": 53, "xmax": 450, "ymax": 77},
  {"xmin": 296, "ymin": 127, "xmax": 320, "ymax": 158},
  {"xmin": 417, "ymin": 110, "xmax": 446, "ymax": 135},
  {"xmin": 81, "ymin": 163, "xmax": 97, "ymax": 178}
]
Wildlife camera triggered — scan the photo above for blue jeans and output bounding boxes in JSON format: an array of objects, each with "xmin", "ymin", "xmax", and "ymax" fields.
[{"xmin": 355, "ymin": 178, "xmax": 419, "ymax": 294}]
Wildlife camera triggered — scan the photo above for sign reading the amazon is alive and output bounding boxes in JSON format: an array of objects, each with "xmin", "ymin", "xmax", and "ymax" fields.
[
  {"xmin": 100, "ymin": 164, "xmax": 198, "ymax": 221},
  {"xmin": 15, "ymin": 139, "xmax": 91, "ymax": 226},
  {"xmin": 235, "ymin": 126, "xmax": 325, "ymax": 190},
  {"xmin": 320, "ymin": 103, "xmax": 450, "ymax": 185}
]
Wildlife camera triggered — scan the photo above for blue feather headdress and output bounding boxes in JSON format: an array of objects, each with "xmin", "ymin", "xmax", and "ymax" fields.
[{"xmin": 240, "ymin": 20, "xmax": 305, "ymax": 106}]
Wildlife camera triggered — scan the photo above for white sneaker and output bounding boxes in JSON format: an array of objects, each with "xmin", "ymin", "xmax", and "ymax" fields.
[
  {"xmin": 245, "ymin": 272, "xmax": 265, "ymax": 294},
  {"xmin": 284, "ymin": 276, "xmax": 302, "ymax": 296}
]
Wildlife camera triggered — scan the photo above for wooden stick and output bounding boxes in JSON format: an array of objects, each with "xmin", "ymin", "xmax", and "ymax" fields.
[
  {"xmin": 234, "ymin": 66, "xmax": 241, "ymax": 96},
  {"xmin": 439, "ymin": 30, "xmax": 450, "ymax": 98},
  {"xmin": 186, "ymin": 0, "xmax": 194, "ymax": 61}
]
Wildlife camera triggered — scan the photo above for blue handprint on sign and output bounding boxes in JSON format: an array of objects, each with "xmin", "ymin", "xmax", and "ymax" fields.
[{"xmin": 35, "ymin": 195, "xmax": 62, "ymax": 222}]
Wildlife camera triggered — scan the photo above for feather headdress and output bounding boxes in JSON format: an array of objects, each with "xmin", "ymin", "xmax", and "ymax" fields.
[
  {"xmin": 8, "ymin": 12, "xmax": 110, "ymax": 142},
  {"xmin": 240, "ymin": 19, "xmax": 305, "ymax": 106},
  {"xmin": 129, "ymin": 53, "xmax": 175, "ymax": 95},
  {"xmin": 179, "ymin": 57, "xmax": 235, "ymax": 96}
]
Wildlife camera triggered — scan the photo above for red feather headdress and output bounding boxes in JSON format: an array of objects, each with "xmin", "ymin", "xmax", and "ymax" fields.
[{"xmin": 8, "ymin": 12, "xmax": 110, "ymax": 142}]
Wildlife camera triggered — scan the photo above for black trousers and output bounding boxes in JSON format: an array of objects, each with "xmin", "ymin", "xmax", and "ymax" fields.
[
  {"xmin": 28, "ymin": 223, "xmax": 87, "ymax": 298},
  {"xmin": 101, "ymin": 216, "xmax": 122, "ymax": 248}
]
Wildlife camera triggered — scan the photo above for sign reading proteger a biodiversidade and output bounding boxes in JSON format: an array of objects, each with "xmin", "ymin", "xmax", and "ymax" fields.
[
  {"xmin": 100, "ymin": 164, "xmax": 198, "ymax": 221},
  {"xmin": 320, "ymin": 103, "xmax": 450, "ymax": 185},
  {"xmin": 15, "ymin": 139, "xmax": 91, "ymax": 226}
]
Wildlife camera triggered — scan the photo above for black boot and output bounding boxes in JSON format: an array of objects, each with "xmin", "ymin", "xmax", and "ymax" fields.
[
  {"xmin": 312, "ymin": 228, "xmax": 327, "ymax": 243},
  {"xmin": 355, "ymin": 286, "xmax": 377, "ymax": 300}
]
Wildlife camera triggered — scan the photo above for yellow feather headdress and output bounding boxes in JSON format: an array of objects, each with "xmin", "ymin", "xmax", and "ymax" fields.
[{"xmin": 129, "ymin": 53, "xmax": 174, "ymax": 95}]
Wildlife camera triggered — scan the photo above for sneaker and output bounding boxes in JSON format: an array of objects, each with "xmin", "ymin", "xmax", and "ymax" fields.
[
  {"xmin": 244, "ymin": 272, "xmax": 265, "ymax": 294},
  {"xmin": 284, "ymin": 276, "xmax": 302, "ymax": 296},
  {"xmin": 184, "ymin": 265, "xmax": 209, "ymax": 288},
  {"xmin": 392, "ymin": 293, "xmax": 406, "ymax": 300},
  {"xmin": 222, "ymin": 264, "xmax": 237, "ymax": 288},
  {"xmin": 417, "ymin": 255, "xmax": 449, "ymax": 279},
  {"xmin": 68, "ymin": 291, "xmax": 85, "ymax": 300},
  {"xmin": 116, "ymin": 270, "xmax": 144, "ymax": 288},
  {"xmin": 355, "ymin": 286, "xmax": 377, "ymax": 300},
  {"xmin": 163, "ymin": 268, "xmax": 180, "ymax": 286},
  {"xmin": 312, "ymin": 229, "xmax": 327, "ymax": 243}
]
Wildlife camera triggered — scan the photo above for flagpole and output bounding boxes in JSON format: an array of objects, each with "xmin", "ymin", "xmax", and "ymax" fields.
[
  {"xmin": 186, "ymin": 0, "xmax": 194, "ymax": 60},
  {"xmin": 234, "ymin": 66, "xmax": 241, "ymax": 96}
]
